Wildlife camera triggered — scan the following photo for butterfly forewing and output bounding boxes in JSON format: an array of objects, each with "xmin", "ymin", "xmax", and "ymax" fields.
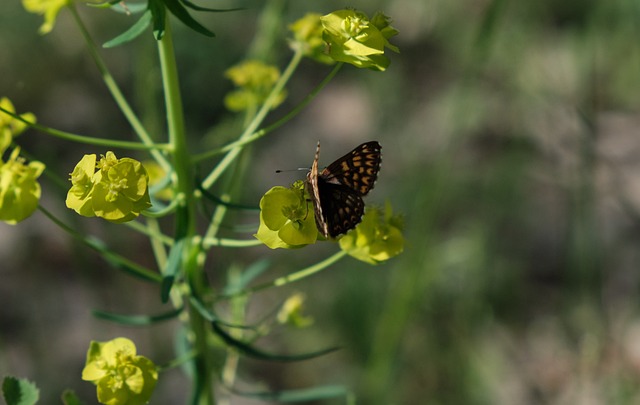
[
  {"xmin": 306, "ymin": 141, "xmax": 382, "ymax": 238},
  {"xmin": 321, "ymin": 141, "xmax": 382, "ymax": 196}
]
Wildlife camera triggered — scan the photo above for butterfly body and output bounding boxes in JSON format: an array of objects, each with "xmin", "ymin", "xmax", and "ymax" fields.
[{"xmin": 306, "ymin": 141, "xmax": 382, "ymax": 238}]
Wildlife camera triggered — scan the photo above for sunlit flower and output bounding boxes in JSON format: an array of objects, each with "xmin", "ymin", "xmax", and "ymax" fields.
[
  {"xmin": 339, "ymin": 202, "xmax": 404, "ymax": 264},
  {"xmin": 288, "ymin": 13, "xmax": 334, "ymax": 65},
  {"xmin": 277, "ymin": 292, "xmax": 314, "ymax": 328},
  {"xmin": 82, "ymin": 337, "xmax": 158, "ymax": 405},
  {"xmin": 224, "ymin": 60, "xmax": 286, "ymax": 112},
  {"xmin": 66, "ymin": 152, "xmax": 151, "ymax": 223},
  {"xmin": 0, "ymin": 148, "xmax": 45, "ymax": 225},
  {"xmin": 255, "ymin": 182, "xmax": 318, "ymax": 249},
  {"xmin": 0, "ymin": 97, "xmax": 36, "ymax": 156},
  {"xmin": 321, "ymin": 9, "xmax": 399, "ymax": 71},
  {"xmin": 22, "ymin": 0, "xmax": 71, "ymax": 34}
]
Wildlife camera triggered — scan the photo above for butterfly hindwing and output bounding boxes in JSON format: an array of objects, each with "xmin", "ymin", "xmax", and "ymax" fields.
[
  {"xmin": 306, "ymin": 141, "xmax": 382, "ymax": 238},
  {"xmin": 315, "ymin": 181, "xmax": 365, "ymax": 238}
]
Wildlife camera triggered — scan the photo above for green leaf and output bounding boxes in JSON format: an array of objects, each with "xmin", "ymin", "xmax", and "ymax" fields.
[
  {"xmin": 235, "ymin": 385, "xmax": 351, "ymax": 402},
  {"xmin": 61, "ymin": 390, "xmax": 85, "ymax": 405},
  {"xmin": 92, "ymin": 306, "xmax": 183, "ymax": 325},
  {"xmin": 161, "ymin": 238, "xmax": 185, "ymax": 302},
  {"xmin": 2, "ymin": 376, "xmax": 39, "ymax": 405},
  {"xmin": 211, "ymin": 321, "xmax": 340, "ymax": 362},
  {"xmin": 180, "ymin": 0, "xmax": 244, "ymax": 13},
  {"xmin": 103, "ymin": 10, "xmax": 152, "ymax": 48},
  {"xmin": 85, "ymin": 236, "xmax": 162, "ymax": 283},
  {"xmin": 223, "ymin": 259, "xmax": 270, "ymax": 295},
  {"xmin": 162, "ymin": 0, "xmax": 215, "ymax": 37},
  {"xmin": 188, "ymin": 296, "xmax": 256, "ymax": 329}
]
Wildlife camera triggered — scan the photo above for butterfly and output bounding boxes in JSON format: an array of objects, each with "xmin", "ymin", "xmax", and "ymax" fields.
[{"xmin": 306, "ymin": 141, "xmax": 382, "ymax": 238}]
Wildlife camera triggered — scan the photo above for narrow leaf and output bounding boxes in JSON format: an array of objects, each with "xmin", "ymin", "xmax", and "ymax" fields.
[
  {"xmin": 223, "ymin": 259, "xmax": 270, "ymax": 295},
  {"xmin": 163, "ymin": 0, "xmax": 215, "ymax": 37},
  {"xmin": 92, "ymin": 306, "xmax": 183, "ymax": 325},
  {"xmin": 181, "ymin": 0, "xmax": 244, "ymax": 13},
  {"xmin": 103, "ymin": 10, "xmax": 152, "ymax": 48},
  {"xmin": 211, "ymin": 322, "xmax": 340, "ymax": 362},
  {"xmin": 161, "ymin": 238, "xmax": 185, "ymax": 302},
  {"xmin": 2, "ymin": 376, "xmax": 39, "ymax": 405},
  {"xmin": 235, "ymin": 385, "xmax": 351, "ymax": 402},
  {"xmin": 188, "ymin": 296, "xmax": 255, "ymax": 329}
]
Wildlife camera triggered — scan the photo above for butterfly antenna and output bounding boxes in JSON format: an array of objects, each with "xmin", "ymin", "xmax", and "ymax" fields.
[{"xmin": 275, "ymin": 168, "xmax": 309, "ymax": 173}]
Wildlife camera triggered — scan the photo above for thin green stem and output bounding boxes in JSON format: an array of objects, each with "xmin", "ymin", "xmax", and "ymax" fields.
[
  {"xmin": 200, "ymin": 49, "xmax": 304, "ymax": 189},
  {"xmin": 192, "ymin": 62, "xmax": 343, "ymax": 163},
  {"xmin": 225, "ymin": 250, "xmax": 348, "ymax": 298},
  {"xmin": 0, "ymin": 106, "xmax": 170, "ymax": 151},
  {"xmin": 69, "ymin": 4, "xmax": 173, "ymax": 171},
  {"xmin": 123, "ymin": 220, "xmax": 174, "ymax": 247},
  {"xmin": 202, "ymin": 237, "xmax": 263, "ymax": 248},
  {"xmin": 142, "ymin": 195, "xmax": 182, "ymax": 217}
]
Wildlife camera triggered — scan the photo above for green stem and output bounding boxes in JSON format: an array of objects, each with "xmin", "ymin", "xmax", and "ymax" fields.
[
  {"xmin": 201, "ymin": 237, "xmax": 263, "ymax": 248},
  {"xmin": 200, "ymin": 48, "xmax": 304, "ymax": 189},
  {"xmin": 225, "ymin": 250, "xmax": 348, "ymax": 298},
  {"xmin": 156, "ymin": 17, "xmax": 213, "ymax": 405},
  {"xmin": 69, "ymin": 4, "xmax": 173, "ymax": 172},
  {"xmin": 0, "ymin": 106, "xmax": 169, "ymax": 151},
  {"xmin": 192, "ymin": 62, "xmax": 343, "ymax": 163},
  {"xmin": 123, "ymin": 220, "xmax": 174, "ymax": 247}
]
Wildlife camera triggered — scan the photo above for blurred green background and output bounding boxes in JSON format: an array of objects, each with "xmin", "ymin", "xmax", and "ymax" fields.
[{"xmin": 3, "ymin": 0, "xmax": 640, "ymax": 404}]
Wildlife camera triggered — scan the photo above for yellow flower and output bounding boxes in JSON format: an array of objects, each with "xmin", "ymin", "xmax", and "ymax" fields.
[
  {"xmin": 224, "ymin": 60, "xmax": 286, "ymax": 112},
  {"xmin": 22, "ymin": 0, "xmax": 71, "ymax": 34},
  {"xmin": 0, "ymin": 148, "xmax": 45, "ymax": 225},
  {"xmin": 321, "ymin": 9, "xmax": 399, "ymax": 71},
  {"xmin": 254, "ymin": 182, "xmax": 318, "ymax": 249},
  {"xmin": 66, "ymin": 152, "xmax": 152, "ymax": 223},
  {"xmin": 288, "ymin": 13, "xmax": 334, "ymax": 65},
  {"xmin": 0, "ymin": 97, "xmax": 36, "ymax": 155},
  {"xmin": 339, "ymin": 203, "xmax": 404, "ymax": 264},
  {"xmin": 82, "ymin": 338, "xmax": 158, "ymax": 405}
]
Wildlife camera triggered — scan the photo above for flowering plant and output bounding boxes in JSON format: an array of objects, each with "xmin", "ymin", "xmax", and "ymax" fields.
[{"xmin": 1, "ymin": 3, "xmax": 403, "ymax": 404}]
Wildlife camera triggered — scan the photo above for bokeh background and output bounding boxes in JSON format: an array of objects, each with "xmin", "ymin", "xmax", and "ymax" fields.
[{"xmin": 3, "ymin": 0, "xmax": 640, "ymax": 403}]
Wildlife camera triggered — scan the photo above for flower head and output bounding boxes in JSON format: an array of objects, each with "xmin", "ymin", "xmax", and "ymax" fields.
[
  {"xmin": 0, "ymin": 148, "xmax": 45, "ymax": 225},
  {"xmin": 339, "ymin": 202, "xmax": 404, "ymax": 264},
  {"xmin": 0, "ymin": 97, "xmax": 36, "ymax": 156},
  {"xmin": 288, "ymin": 13, "xmax": 334, "ymax": 65},
  {"xmin": 321, "ymin": 9, "xmax": 399, "ymax": 71},
  {"xmin": 255, "ymin": 182, "xmax": 318, "ymax": 249},
  {"xmin": 66, "ymin": 152, "xmax": 152, "ymax": 223},
  {"xmin": 224, "ymin": 60, "xmax": 286, "ymax": 112},
  {"xmin": 82, "ymin": 338, "xmax": 158, "ymax": 405},
  {"xmin": 22, "ymin": 0, "xmax": 71, "ymax": 34}
]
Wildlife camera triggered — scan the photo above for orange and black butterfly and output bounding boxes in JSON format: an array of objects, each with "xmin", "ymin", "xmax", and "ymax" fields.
[{"xmin": 306, "ymin": 141, "xmax": 382, "ymax": 238}]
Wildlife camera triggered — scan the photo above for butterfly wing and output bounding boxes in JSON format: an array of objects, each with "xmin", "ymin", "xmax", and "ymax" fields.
[
  {"xmin": 321, "ymin": 141, "xmax": 382, "ymax": 196},
  {"xmin": 306, "ymin": 141, "xmax": 382, "ymax": 238},
  {"xmin": 314, "ymin": 181, "xmax": 366, "ymax": 238}
]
